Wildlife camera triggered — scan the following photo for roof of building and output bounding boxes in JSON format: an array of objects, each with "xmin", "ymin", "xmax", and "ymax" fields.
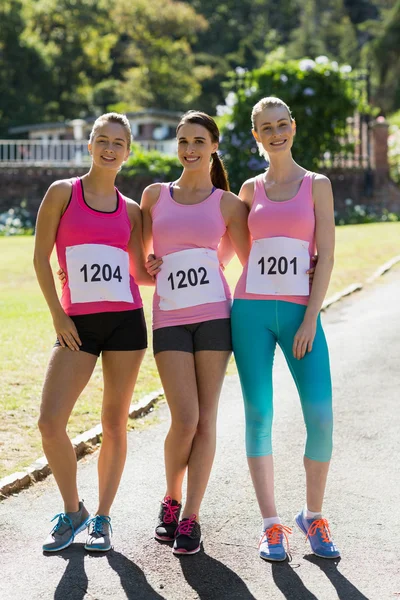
[{"xmin": 9, "ymin": 109, "xmax": 183, "ymax": 134}]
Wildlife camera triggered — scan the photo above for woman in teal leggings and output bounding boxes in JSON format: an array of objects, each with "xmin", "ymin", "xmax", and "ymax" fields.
[{"xmin": 231, "ymin": 96, "xmax": 340, "ymax": 561}]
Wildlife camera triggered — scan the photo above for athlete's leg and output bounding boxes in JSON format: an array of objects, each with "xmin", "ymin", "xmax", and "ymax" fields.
[
  {"xmin": 96, "ymin": 349, "xmax": 146, "ymax": 516},
  {"xmin": 156, "ymin": 351, "xmax": 199, "ymax": 502},
  {"xmin": 231, "ymin": 300, "xmax": 278, "ymax": 518},
  {"xmin": 38, "ymin": 348, "xmax": 97, "ymax": 512},
  {"xmin": 183, "ymin": 349, "xmax": 231, "ymax": 518},
  {"xmin": 277, "ymin": 302, "xmax": 333, "ymax": 512}
]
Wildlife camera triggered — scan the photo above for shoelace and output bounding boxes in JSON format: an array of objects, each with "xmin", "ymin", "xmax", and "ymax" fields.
[
  {"xmin": 176, "ymin": 514, "xmax": 197, "ymax": 536},
  {"xmin": 306, "ymin": 518, "xmax": 332, "ymax": 544},
  {"xmin": 50, "ymin": 513, "xmax": 74, "ymax": 536},
  {"xmin": 87, "ymin": 515, "xmax": 113, "ymax": 536},
  {"xmin": 259, "ymin": 524, "xmax": 292, "ymax": 551},
  {"xmin": 162, "ymin": 496, "xmax": 180, "ymax": 524}
]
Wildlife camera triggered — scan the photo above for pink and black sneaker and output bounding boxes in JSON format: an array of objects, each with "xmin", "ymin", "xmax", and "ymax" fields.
[
  {"xmin": 154, "ymin": 496, "xmax": 181, "ymax": 542},
  {"xmin": 173, "ymin": 515, "xmax": 201, "ymax": 555}
]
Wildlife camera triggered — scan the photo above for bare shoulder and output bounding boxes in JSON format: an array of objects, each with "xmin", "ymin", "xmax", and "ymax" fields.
[
  {"xmin": 140, "ymin": 183, "xmax": 162, "ymax": 210},
  {"xmin": 311, "ymin": 172, "xmax": 332, "ymax": 192},
  {"xmin": 42, "ymin": 178, "xmax": 73, "ymax": 213},
  {"xmin": 221, "ymin": 190, "xmax": 249, "ymax": 216}
]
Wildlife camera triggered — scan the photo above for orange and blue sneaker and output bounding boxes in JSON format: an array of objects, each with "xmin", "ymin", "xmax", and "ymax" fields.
[
  {"xmin": 295, "ymin": 511, "xmax": 340, "ymax": 559},
  {"xmin": 258, "ymin": 523, "xmax": 292, "ymax": 562}
]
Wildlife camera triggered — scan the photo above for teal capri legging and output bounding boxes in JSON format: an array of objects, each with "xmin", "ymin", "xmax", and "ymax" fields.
[{"xmin": 231, "ymin": 299, "xmax": 333, "ymax": 462}]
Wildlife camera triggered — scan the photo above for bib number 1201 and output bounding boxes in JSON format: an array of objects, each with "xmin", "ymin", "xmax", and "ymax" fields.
[
  {"xmin": 167, "ymin": 267, "xmax": 210, "ymax": 291},
  {"xmin": 80, "ymin": 263, "xmax": 122, "ymax": 283},
  {"xmin": 258, "ymin": 256, "xmax": 297, "ymax": 276}
]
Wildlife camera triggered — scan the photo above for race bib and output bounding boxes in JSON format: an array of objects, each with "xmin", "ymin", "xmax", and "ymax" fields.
[
  {"xmin": 156, "ymin": 248, "xmax": 227, "ymax": 311},
  {"xmin": 66, "ymin": 244, "xmax": 134, "ymax": 304},
  {"xmin": 246, "ymin": 237, "xmax": 310, "ymax": 296}
]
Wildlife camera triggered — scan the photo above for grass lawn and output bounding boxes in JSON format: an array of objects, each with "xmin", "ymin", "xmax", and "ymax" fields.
[{"xmin": 1, "ymin": 222, "xmax": 399, "ymax": 478}]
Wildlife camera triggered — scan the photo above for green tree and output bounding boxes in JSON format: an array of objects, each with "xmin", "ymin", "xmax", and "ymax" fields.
[
  {"xmin": 22, "ymin": 0, "xmax": 117, "ymax": 119},
  {"xmin": 110, "ymin": 0, "xmax": 207, "ymax": 112},
  {"xmin": 0, "ymin": 0, "xmax": 52, "ymax": 135}
]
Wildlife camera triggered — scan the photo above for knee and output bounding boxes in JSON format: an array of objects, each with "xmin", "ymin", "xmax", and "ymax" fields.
[
  {"xmin": 101, "ymin": 414, "xmax": 128, "ymax": 439},
  {"xmin": 304, "ymin": 405, "xmax": 333, "ymax": 460},
  {"xmin": 38, "ymin": 413, "xmax": 65, "ymax": 440},
  {"xmin": 170, "ymin": 415, "xmax": 198, "ymax": 440},
  {"xmin": 196, "ymin": 416, "xmax": 216, "ymax": 438}
]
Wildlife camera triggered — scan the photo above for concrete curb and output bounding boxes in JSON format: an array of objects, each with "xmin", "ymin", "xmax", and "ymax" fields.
[
  {"xmin": 0, "ymin": 388, "xmax": 164, "ymax": 500},
  {"xmin": 2, "ymin": 253, "xmax": 400, "ymax": 501}
]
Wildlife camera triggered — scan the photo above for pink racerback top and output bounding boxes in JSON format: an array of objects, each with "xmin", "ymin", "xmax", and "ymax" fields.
[
  {"xmin": 152, "ymin": 183, "xmax": 232, "ymax": 330},
  {"xmin": 56, "ymin": 177, "xmax": 142, "ymax": 316},
  {"xmin": 234, "ymin": 171, "xmax": 315, "ymax": 305}
]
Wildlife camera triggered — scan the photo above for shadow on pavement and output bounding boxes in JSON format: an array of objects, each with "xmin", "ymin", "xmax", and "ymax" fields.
[
  {"xmin": 178, "ymin": 547, "xmax": 257, "ymax": 599},
  {"xmin": 304, "ymin": 555, "xmax": 371, "ymax": 600},
  {"xmin": 106, "ymin": 549, "xmax": 166, "ymax": 599},
  {"xmin": 271, "ymin": 561, "xmax": 319, "ymax": 600},
  {"xmin": 51, "ymin": 544, "xmax": 89, "ymax": 600},
  {"xmin": 51, "ymin": 544, "xmax": 166, "ymax": 600}
]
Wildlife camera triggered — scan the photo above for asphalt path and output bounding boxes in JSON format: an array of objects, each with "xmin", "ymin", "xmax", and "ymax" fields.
[{"xmin": 1, "ymin": 269, "xmax": 400, "ymax": 600}]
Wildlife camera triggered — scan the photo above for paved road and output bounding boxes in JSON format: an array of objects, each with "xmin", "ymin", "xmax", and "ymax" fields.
[{"xmin": 1, "ymin": 270, "xmax": 400, "ymax": 600}]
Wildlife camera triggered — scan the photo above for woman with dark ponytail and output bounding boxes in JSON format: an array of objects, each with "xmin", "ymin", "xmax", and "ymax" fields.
[{"xmin": 141, "ymin": 110, "xmax": 250, "ymax": 555}]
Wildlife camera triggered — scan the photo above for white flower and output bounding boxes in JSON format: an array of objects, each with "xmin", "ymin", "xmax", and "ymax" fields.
[
  {"xmin": 340, "ymin": 65, "xmax": 352, "ymax": 74},
  {"xmin": 305, "ymin": 107, "xmax": 313, "ymax": 116},
  {"xmin": 315, "ymin": 55, "xmax": 329, "ymax": 65},
  {"xmin": 303, "ymin": 87, "xmax": 315, "ymax": 96},
  {"xmin": 280, "ymin": 74, "xmax": 288, "ymax": 83},
  {"xmin": 216, "ymin": 105, "xmax": 232, "ymax": 117},
  {"xmin": 225, "ymin": 92, "xmax": 237, "ymax": 107},
  {"xmin": 345, "ymin": 198, "xmax": 353, "ymax": 206},
  {"xmin": 331, "ymin": 61, "xmax": 339, "ymax": 71},
  {"xmin": 299, "ymin": 59, "xmax": 316, "ymax": 72},
  {"xmin": 235, "ymin": 66, "xmax": 246, "ymax": 76}
]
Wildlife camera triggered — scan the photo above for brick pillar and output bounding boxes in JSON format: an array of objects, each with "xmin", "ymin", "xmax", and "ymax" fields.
[{"xmin": 371, "ymin": 117, "xmax": 389, "ymax": 176}]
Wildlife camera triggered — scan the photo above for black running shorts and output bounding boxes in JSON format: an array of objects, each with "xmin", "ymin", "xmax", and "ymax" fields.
[
  {"xmin": 54, "ymin": 308, "xmax": 147, "ymax": 356},
  {"xmin": 153, "ymin": 318, "xmax": 232, "ymax": 355}
]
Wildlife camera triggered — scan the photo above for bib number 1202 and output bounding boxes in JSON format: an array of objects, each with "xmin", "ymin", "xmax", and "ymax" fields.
[
  {"xmin": 80, "ymin": 263, "xmax": 123, "ymax": 283},
  {"xmin": 167, "ymin": 267, "xmax": 210, "ymax": 291},
  {"xmin": 258, "ymin": 256, "xmax": 297, "ymax": 276}
]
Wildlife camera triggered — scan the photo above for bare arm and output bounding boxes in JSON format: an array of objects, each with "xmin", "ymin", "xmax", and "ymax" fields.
[
  {"xmin": 305, "ymin": 176, "xmax": 335, "ymax": 318},
  {"xmin": 293, "ymin": 175, "xmax": 335, "ymax": 359},
  {"xmin": 141, "ymin": 184, "xmax": 163, "ymax": 276},
  {"xmin": 126, "ymin": 200, "xmax": 154, "ymax": 286},
  {"xmin": 220, "ymin": 191, "xmax": 251, "ymax": 266},
  {"xmin": 33, "ymin": 180, "xmax": 82, "ymax": 350}
]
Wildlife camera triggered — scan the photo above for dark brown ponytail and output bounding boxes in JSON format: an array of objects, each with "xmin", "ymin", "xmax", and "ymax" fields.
[
  {"xmin": 210, "ymin": 152, "xmax": 230, "ymax": 191},
  {"xmin": 177, "ymin": 110, "xmax": 230, "ymax": 191}
]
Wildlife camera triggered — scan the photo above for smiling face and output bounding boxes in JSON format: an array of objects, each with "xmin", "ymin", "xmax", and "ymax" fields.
[
  {"xmin": 253, "ymin": 105, "xmax": 296, "ymax": 157},
  {"xmin": 176, "ymin": 123, "xmax": 218, "ymax": 171},
  {"xmin": 88, "ymin": 121, "xmax": 130, "ymax": 170}
]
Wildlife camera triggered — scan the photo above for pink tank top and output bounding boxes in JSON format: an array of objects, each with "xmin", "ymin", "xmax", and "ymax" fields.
[
  {"xmin": 234, "ymin": 171, "xmax": 315, "ymax": 305},
  {"xmin": 152, "ymin": 183, "xmax": 232, "ymax": 330},
  {"xmin": 56, "ymin": 178, "xmax": 142, "ymax": 316}
]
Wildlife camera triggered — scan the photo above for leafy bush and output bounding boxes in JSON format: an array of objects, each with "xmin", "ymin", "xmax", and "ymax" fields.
[
  {"xmin": 122, "ymin": 143, "xmax": 181, "ymax": 181},
  {"xmin": 388, "ymin": 110, "xmax": 400, "ymax": 184},
  {"xmin": 0, "ymin": 203, "xmax": 34, "ymax": 236},
  {"xmin": 219, "ymin": 57, "xmax": 361, "ymax": 192},
  {"xmin": 335, "ymin": 199, "xmax": 399, "ymax": 225}
]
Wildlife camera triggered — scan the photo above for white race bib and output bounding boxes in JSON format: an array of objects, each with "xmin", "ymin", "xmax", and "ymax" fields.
[
  {"xmin": 246, "ymin": 237, "xmax": 310, "ymax": 296},
  {"xmin": 66, "ymin": 244, "xmax": 134, "ymax": 304},
  {"xmin": 156, "ymin": 248, "xmax": 227, "ymax": 311}
]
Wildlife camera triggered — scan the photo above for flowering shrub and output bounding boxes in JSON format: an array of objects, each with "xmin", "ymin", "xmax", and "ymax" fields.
[
  {"xmin": 219, "ymin": 57, "xmax": 359, "ymax": 192},
  {"xmin": 0, "ymin": 203, "xmax": 34, "ymax": 236},
  {"xmin": 388, "ymin": 110, "xmax": 400, "ymax": 184},
  {"xmin": 335, "ymin": 198, "xmax": 399, "ymax": 225},
  {"xmin": 122, "ymin": 143, "xmax": 181, "ymax": 181}
]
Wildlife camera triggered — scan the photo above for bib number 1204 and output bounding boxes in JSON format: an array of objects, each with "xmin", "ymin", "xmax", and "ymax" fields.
[
  {"xmin": 80, "ymin": 263, "xmax": 123, "ymax": 283},
  {"xmin": 167, "ymin": 267, "xmax": 210, "ymax": 291},
  {"xmin": 258, "ymin": 256, "xmax": 297, "ymax": 276}
]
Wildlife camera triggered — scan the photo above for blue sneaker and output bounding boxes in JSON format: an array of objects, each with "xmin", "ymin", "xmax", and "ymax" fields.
[
  {"xmin": 42, "ymin": 501, "xmax": 90, "ymax": 552},
  {"xmin": 295, "ymin": 511, "xmax": 340, "ymax": 559},
  {"xmin": 258, "ymin": 523, "xmax": 292, "ymax": 562}
]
